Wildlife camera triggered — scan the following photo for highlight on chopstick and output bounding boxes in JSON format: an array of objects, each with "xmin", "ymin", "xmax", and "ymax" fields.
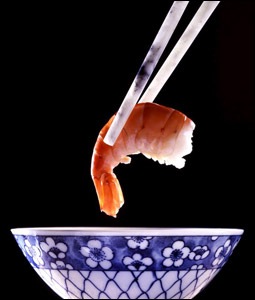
[{"xmin": 91, "ymin": 102, "xmax": 195, "ymax": 217}]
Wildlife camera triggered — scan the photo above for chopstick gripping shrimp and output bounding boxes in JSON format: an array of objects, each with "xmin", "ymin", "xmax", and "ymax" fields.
[{"xmin": 91, "ymin": 102, "xmax": 195, "ymax": 217}]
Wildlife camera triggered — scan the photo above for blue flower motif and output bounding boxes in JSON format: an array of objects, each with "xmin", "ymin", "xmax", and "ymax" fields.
[
  {"xmin": 40, "ymin": 237, "xmax": 68, "ymax": 259},
  {"xmin": 163, "ymin": 240, "xmax": 190, "ymax": 268},
  {"xmin": 212, "ymin": 239, "xmax": 232, "ymax": 266},
  {"xmin": 80, "ymin": 240, "xmax": 114, "ymax": 270},
  {"xmin": 123, "ymin": 253, "xmax": 153, "ymax": 271},
  {"xmin": 24, "ymin": 239, "xmax": 44, "ymax": 266},
  {"xmin": 189, "ymin": 245, "xmax": 210, "ymax": 261},
  {"xmin": 190, "ymin": 264, "xmax": 204, "ymax": 270},
  {"xmin": 125, "ymin": 236, "xmax": 152, "ymax": 249},
  {"xmin": 50, "ymin": 260, "xmax": 73, "ymax": 270}
]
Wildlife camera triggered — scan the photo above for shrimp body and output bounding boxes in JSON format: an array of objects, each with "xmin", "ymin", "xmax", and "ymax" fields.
[{"xmin": 91, "ymin": 102, "xmax": 195, "ymax": 217}]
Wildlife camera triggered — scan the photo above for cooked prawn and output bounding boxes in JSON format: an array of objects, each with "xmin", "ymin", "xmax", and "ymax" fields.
[{"xmin": 91, "ymin": 102, "xmax": 195, "ymax": 217}]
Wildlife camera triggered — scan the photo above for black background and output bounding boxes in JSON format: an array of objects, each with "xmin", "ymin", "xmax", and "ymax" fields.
[{"xmin": 2, "ymin": 1, "xmax": 254, "ymax": 299}]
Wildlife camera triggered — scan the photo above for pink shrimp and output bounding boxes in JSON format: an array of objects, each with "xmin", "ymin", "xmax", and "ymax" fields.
[{"xmin": 91, "ymin": 102, "xmax": 195, "ymax": 217}]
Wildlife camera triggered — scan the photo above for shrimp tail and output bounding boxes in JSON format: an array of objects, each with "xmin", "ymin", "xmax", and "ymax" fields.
[{"xmin": 93, "ymin": 172, "xmax": 124, "ymax": 218}]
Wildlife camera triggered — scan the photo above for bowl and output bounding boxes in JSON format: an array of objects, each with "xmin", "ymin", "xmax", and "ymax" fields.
[{"xmin": 11, "ymin": 227, "xmax": 243, "ymax": 299}]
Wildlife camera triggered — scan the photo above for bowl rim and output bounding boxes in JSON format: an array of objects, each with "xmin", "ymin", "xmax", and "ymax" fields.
[{"xmin": 11, "ymin": 227, "xmax": 244, "ymax": 236}]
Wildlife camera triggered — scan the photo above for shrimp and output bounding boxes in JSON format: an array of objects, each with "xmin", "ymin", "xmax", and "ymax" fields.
[{"xmin": 91, "ymin": 102, "xmax": 195, "ymax": 217}]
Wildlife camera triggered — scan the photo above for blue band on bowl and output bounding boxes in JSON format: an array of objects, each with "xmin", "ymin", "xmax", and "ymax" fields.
[{"xmin": 14, "ymin": 235, "xmax": 241, "ymax": 271}]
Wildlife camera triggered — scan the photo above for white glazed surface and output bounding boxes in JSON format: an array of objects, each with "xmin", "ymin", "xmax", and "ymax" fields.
[{"xmin": 11, "ymin": 227, "xmax": 244, "ymax": 236}]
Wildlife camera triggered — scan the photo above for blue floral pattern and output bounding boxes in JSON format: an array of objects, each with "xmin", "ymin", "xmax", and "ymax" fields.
[
  {"xmin": 80, "ymin": 239, "xmax": 114, "ymax": 270},
  {"xmin": 125, "ymin": 236, "xmax": 152, "ymax": 249},
  {"xmin": 24, "ymin": 239, "xmax": 44, "ymax": 266},
  {"xmin": 14, "ymin": 235, "xmax": 241, "ymax": 271},
  {"xmin": 40, "ymin": 237, "xmax": 68, "ymax": 259},
  {"xmin": 212, "ymin": 239, "xmax": 232, "ymax": 267},
  {"xmin": 13, "ymin": 233, "xmax": 242, "ymax": 299},
  {"xmin": 123, "ymin": 253, "xmax": 153, "ymax": 270},
  {"xmin": 51, "ymin": 260, "xmax": 73, "ymax": 270},
  {"xmin": 163, "ymin": 240, "xmax": 190, "ymax": 267},
  {"xmin": 189, "ymin": 245, "xmax": 210, "ymax": 261}
]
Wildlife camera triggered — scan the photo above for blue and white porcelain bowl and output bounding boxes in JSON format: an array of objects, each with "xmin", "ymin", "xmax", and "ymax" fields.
[{"xmin": 11, "ymin": 227, "xmax": 243, "ymax": 299}]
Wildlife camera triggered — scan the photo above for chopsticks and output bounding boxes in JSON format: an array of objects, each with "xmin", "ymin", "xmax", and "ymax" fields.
[
  {"xmin": 104, "ymin": 1, "xmax": 220, "ymax": 146},
  {"xmin": 139, "ymin": 1, "xmax": 220, "ymax": 104}
]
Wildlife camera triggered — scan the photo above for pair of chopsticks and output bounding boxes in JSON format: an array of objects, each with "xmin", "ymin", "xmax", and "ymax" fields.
[{"xmin": 104, "ymin": 1, "xmax": 220, "ymax": 146}]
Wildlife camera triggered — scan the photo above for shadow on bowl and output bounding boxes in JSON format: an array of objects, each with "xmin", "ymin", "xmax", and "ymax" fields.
[{"xmin": 11, "ymin": 227, "xmax": 243, "ymax": 299}]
